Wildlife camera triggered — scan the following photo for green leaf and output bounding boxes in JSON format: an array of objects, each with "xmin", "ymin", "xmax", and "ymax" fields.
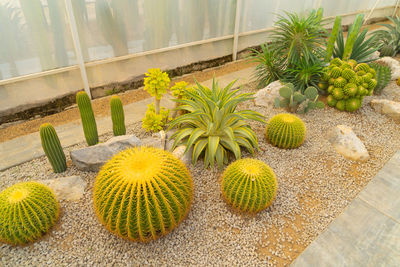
[
  {"xmin": 185, "ymin": 128, "xmax": 206, "ymax": 153},
  {"xmin": 192, "ymin": 139, "xmax": 208, "ymax": 165},
  {"xmin": 207, "ymin": 136, "xmax": 220, "ymax": 167}
]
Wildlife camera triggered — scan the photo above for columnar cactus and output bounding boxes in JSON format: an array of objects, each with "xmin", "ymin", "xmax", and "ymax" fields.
[
  {"xmin": 325, "ymin": 16, "xmax": 342, "ymax": 62},
  {"xmin": 110, "ymin": 95, "xmax": 126, "ymax": 136},
  {"xmin": 265, "ymin": 113, "xmax": 306, "ymax": 149},
  {"xmin": 369, "ymin": 62, "xmax": 392, "ymax": 95},
  {"xmin": 0, "ymin": 182, "xmax": 59, "ymax": 245},
  {"xmin": 39, "ymin": 123, "xmax": 66, "ymax": 173},
  {"xmin": 221, "ymin": 158, "xmax": 278, "ymax": 213},
  {"xmin": 76, "ymin": 91, "xmax": 98, "ymax": 146},
  {"xmin": 342, "ymin": 14, "xmax": 364, "ymax": 61},
  {"xmin": 93, "ymin": 146, "xmax": 193, "ymax": 242}
]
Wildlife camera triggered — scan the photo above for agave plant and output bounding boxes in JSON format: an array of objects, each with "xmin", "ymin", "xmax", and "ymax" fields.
[
  {"xmin": 371, "ymin": 16, "xmax": 400, "ymax": 57},
  {"xmin": 168, "ymin": 79, "xmax": 265, "ymax": 169}
]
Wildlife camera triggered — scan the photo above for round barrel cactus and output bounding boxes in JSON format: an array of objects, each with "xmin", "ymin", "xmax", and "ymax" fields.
[
  {"xmin": 0, "ymin": 182, "xmax": 59, "ymax": 245},
  {"xmin": 93, "ymin": 146, "xmax": 193, "ymax": 242},
  {"xmin": 265, "ymin": 113, "xmax": 306, "ymax": 149},
  {"xmin": 221, "ymin": 158, "xmax": 278, "ymax": 213}
]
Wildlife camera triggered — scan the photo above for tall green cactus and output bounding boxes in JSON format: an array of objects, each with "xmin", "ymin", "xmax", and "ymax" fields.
[
  {"xmin": 369, "ymin": 62, "xmax": 391, "ymax": 95},
  {"xmin": 343, "ymin": 14, "xmax": 364, "ymax": 61},
  {"xmin": 325, "ymin": 16, "xmax": 342, "ymax": 62},
  {"xmin": 76, "ymin": 91, "xmax": 98, "ymax": 146},
  {"xmin": 110, "ymin": 95, "xmax": 126, "ymax": 136},
  {"xmin": 39, "ymin": 123, "xmax": 66, "ymax": 173}
]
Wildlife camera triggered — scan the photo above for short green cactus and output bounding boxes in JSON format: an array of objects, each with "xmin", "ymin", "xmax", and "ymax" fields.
[
  {"xmin": 76, "ymin": 91, "xmax": 98, "ymax": 146},
  {"xmin": 369, "ymin": 62, "xmax": 392, "ymax": 95},
  {"xmin": 274, "ymin": 83, "xmax": 324, "ymax": 113},
  {"xmin": 265, "ymin": 113, "xmax": 306, "ymax": 149},
  {"xmin": 221, "ymin": 158, "xmax": 278, "ymax": 213},
  {"xmin": 93, "ymin": 146, "xmax": 193, "ymax": 242},
  {"xmin": 110, "ymin": 95, "xmax": 126, "ymax": 136},
  {"xmin": 39, "ymin": 123, "xmax": 66, "ymax": 173},
  {"xmin": 0, "ymin": 182, "xmax": 59, "ymax": 245}
]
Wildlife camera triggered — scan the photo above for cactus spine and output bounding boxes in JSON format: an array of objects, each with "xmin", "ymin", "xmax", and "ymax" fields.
[
  {"xmin": 265, "ymin": 113, "xmax": 306, "ymax": 149},
  {"xmin": 369, "ymin": 62, "xmax": 392, "ymax": 95},
  {"xmin": 76, "ymin": 91, "xmax": 98, "ymax": 146},
  {"xmin": 342, "ymin": 14, "xmax": 364, "ymax": 61},
  {"xmin": 39, "ymin": 123, "xmax": 66, "ymax": 173},
  {"xmin": 221, "ymin": 158, "xmax": 278, "ymax": 213},
  {"xmin": 0, "ymin": 182, "xmax": 59, "ymax": 245},
  {"xmin": 110, "ymin": 95, "xmax": 126, "ymax": 136},
  {"xmin": 94, "ymin": 146, "xmax": 193, "ymax": 242},
  {"xmin": 325, "ymin": 16, "xmax": 342, "ymax": 62}
]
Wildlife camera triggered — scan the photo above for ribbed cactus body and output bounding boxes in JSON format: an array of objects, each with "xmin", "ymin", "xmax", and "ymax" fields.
[
  {"xmin": 39, "ymin": 123, "xmax": 66, "ymax": 173},
  {"xmin": 110, "ymin": 95, "xmax": 126, "ymax": 136},
  {"xmin": 76, "ymin": 91, "xmax": 98, "ymax": 146},
  {"xmin": 221, "ymin": 159, "xmax": 278, "ymax": 213},
  {"xmin": 369, "ymin": 62, "xmax": 391, "ymax": 95},
  {"xmin": 265, "ymin": 113, "xmax": 306, "ymax": 149},
  {"xmin": 0, "ymin": 182, "xmax": 59, "ymax": 245},
  {"xmin": 93, "ymin": 147, "xmax": 193, "ymax": 242}
]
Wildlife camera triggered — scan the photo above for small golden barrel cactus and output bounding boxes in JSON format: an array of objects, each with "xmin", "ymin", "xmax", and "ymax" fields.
[
  {"xmin": 221, "ymin": 158, "xmax": 277, "ymax": 213},
  {"xmin": 0, "ymin": 182, "xmax": 59, "ymax": 245},
  {"xmin": 93, "ymin": 146, "xmax": 193, "ymax": 242},
  {"xmin": 265, "ymin": 113, "xmax": 306, "ymax": 149}
]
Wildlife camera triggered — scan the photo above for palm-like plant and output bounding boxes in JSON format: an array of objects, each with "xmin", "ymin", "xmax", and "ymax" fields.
[
  {"xmin": 283, "ymin": 58, "xmax": 324, "ymax": 93},
  {"xmin": 168, "ymin": 79, "xmax": 265, "ymax": 169},
  {"xmin": 371, "ymin": 16, "xmax": 400, "ymax": 57}
]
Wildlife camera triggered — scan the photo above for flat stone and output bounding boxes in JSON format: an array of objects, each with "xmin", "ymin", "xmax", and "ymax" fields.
[
  {"xmin": 376, "ymin": 57, "xmax": 400, "ymax": 80},
  {"xmin": 70, "ymin": 135, "xmax": 141, "ymax": 171},
  {"xmin": 172, "ymin": 145, "xmax": 192, "ymax": 166},
  {"xmin": 254, "ymin": 80, "xmax": 283, "ymax": 107},
  {"xmin": 370, "ymin": 99, "xmax": 400, "ymax": 123},
  {"xmin": 327, "ymin": 125, "xmax": 369, "ymax": 162},
  {"xmin": 39, "ymin": 175, "xmax": 86, "ymax": 201}
]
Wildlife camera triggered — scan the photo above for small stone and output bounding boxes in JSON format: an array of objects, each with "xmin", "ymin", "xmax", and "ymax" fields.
[
  {"xmin": 327, "ymin": 125, "xmax": 369, "ymax": 162},
  {"xmin": 172, "ymin": 145, "xmax": 192, "ymax": 166},
  {"xmin": 39, "ymin": 176, "xmax": 86, "ymax": 201},
  {"xmin": 254, "ymin": 80, "xmax": 283, "ymax": 107},
  {"xmin": 370, "ymin": 99, "xmax": 400, "ymax": 123}
]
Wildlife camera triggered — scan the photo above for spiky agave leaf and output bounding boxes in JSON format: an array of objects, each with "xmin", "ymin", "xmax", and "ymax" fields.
[
  {"xmin": 168, "ymin": 78, "xmax": 265, "ymax": 169},
  {"xmin": 371, "ymin": 16, "xmax": 400, "ymax": 57}
]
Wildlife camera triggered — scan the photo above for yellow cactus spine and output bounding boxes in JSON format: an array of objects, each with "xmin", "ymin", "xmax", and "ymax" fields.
[
  {"xmin": 110, "ymin": 95, "xmax": 126, "ymax": 136},
  {"xmin": 221, "ymin": 159, "xmax": 278, "ymax": 213},
  {"xmin": 0, "ymin": 182, "xmax": 59, "ymax": 245},
  {"xmin": 93, "ymin": 146, "xmax": 193, "ymax": 242},
  {"xmin": 265, "ymin": 113, "xmax": 306, "ymax": 149},
  {"xmin": 76, "ymin": 91, "xmax": 98, "ymax": 146},
  {"xmin": 39, "ymin": 123, "xmax": 66, "ymax": 173}
]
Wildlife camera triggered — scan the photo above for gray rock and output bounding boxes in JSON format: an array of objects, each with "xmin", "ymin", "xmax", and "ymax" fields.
[
  {"xmin": 376, "ymin": 57, "xmax": 400, "ymax": 80},
  {"xmin": 70, "ymin": 135, "xmax": 141, "ymax": 171},
  {"xmin": 370, "ymin": 99, "xmax": 400, "ymax": 123},
  {"xmin": 172, "ymin": 145, "xmax": 192, "ymax": 166},
  {"xmin": 254, "ymin": 80, "xmax": 283, "ymax": 108},
  {"xmin": 39, "ymin": 175, "xmax": 86, "ymax": 201},
  {"xmin": 327, "ymin": 125, "xmax": 369, "ymax": 162}
]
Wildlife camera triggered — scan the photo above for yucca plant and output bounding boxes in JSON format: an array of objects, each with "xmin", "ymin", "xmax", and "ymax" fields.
[
  {"xmin": 371, "ymin": 16, "xmax": 400, "ymax": 57},
  {"xmin": 168, "ymin": 79, "xmax": 265, "ymax": 169}
]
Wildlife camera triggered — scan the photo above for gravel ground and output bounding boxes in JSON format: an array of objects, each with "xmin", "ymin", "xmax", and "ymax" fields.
[{"xmin": 1, "ymin": 81, "xmax": 400, "ymax": 267}]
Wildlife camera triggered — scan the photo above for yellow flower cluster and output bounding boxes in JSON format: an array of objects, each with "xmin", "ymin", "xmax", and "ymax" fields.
[{"xmin": 144, "ymin": 68, "xmax": 170, "ymax": 99}]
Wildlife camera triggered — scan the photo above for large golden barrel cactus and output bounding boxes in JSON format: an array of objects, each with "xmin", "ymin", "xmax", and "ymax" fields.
[
  {"xmin": 265, "ymin": 113, "xmax": 306, "ymax": 149},
  {"xmin": 221, "ymin": 158, "xmax": 277, "ymax": 213},
  {"xmin": 93, "ymin": 146, "xmax": 193, "ymax": 242},
  {"xmin": 0, "ymin": 182, "xmax": 59, "ymax": 245}
]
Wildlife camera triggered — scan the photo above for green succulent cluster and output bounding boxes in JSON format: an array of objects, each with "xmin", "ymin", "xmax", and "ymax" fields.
[
  {"xmin": 170, "ymin": 81, "xmax": 189, "ymax": 98},
  {"xmin": 369, "ymin": 62, "xmax": 392, "ymax": 95},
  {"xmin": 94, "ymin": 146, "xmax": 193, "ymax": 242},
  {"xmin": 142, "ymin": 103, "xmax": 170, "ymax": 132},
  {"xmin": 144, "ymin": 68, "xmax": 170, "ymax": 100},
  {"xmin": 265, "ymin": 113, "xmax": 306, "ymax": 149},
  {"xmin": 221, "ymin": 158, "xmax": 278, "ymax": 213},
  {"xmin": 0, "ymin": 182, "xmax": 59, "ymax": 245},
  {"xmin": 320, "ymin": 58, "xmax": 377, "ymax": 112},
  {"xmin": 274, "ymin": 83, "xmax": 324, "ymax": 113}
]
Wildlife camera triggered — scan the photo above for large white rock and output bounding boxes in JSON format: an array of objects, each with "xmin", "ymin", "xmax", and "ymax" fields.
[
  {"xmin": 254, "ymin": 80, "xmax": 283, "ymax": 107},
  {"xmin": 70, "ymin": 135, "xmax": 141, "ymax": 171},
  {"xmin": 327, "ymin": 125, "xmax": 369, "ymax": 162},
  {"xmin": 376, "ymin": 57, "xmax": 400, "ymax": 80},
  {"xmin": 370, "ymin": 99, "xmax": 400, "ymax": 123},
  {"xmin": 39, "ymin": 176, "xmax": 86, "ymax": 201}
]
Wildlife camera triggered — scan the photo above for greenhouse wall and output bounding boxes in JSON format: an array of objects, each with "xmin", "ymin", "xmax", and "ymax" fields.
[{"xmin": 0, "ymin": 0, "xmax": 398, "ymax": 121}]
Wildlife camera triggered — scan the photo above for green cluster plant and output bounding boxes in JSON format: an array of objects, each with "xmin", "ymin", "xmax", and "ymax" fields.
[
  {"xmin": 170, "ymin": 81, "xmax": 190, "ymax": 118},
  {"xmin": 320, "ymin": 58, "xmax": 377, "ymax": 112},
  {"xmin": 168, "ymin": 78, "xmax": 265, "ymax": 169},
  {"xmin": 221, "ymin": 158, "xmax": 278, "ymax": 213},
  {"xmin": 369, "ymin": 62, "xmax": 392, "ymax": 95},
  {"xmin": 76, "ymin": 91, "xmax": 98, "ymax": 146},
  {"xmin": 0, "ymin": 182, "xmax": 59, "ymax": 245},
  {"xmin": 93, "ymin": 146, "xmax": 193, "ymax": 242},
  {"xmin": 142, "ymin": 68, "xmax": 171, "ymax": 132},
  {"xmin": 265, "ymin": 113, "xmax": 306, "ymax": 149},
  {"xmin": 371, "ymin": 16, "xmax": 400, "ymax": 57},
  {"xmin": 110, "ymin": 95, "xmax": 126, "ymax": 136},
  {"xmin": 39, "ymin": 123, "xmax": 66, "ymax": 173},
  {"xmin": 274, "ymin": 83, "xmax": 324, "ymax": 113}
]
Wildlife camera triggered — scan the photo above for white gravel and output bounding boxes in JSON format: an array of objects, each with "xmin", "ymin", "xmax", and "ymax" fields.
[{"xmin": 1, "ymin": 81, "xmax": 400, "ymax": 267}]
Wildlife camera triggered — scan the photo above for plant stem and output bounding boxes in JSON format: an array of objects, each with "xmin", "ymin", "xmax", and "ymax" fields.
[{"xmin": 155, "ymin": 98, "xmax": 160, "ymax": 114}]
